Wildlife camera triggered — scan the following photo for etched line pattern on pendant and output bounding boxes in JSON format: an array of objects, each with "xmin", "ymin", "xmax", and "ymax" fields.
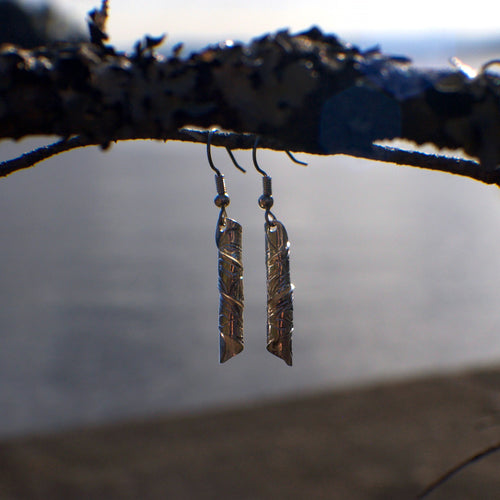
[
  {"xmin": 265, "ymin": 220, "xmax": 294, "ymax": 366},
  {"xmin": 217, "ymin": 218, "xmax": 244, "ymax": 363}
]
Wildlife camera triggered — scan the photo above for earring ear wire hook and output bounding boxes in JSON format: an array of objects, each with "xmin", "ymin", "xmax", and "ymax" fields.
[
  {"xmin": 207, "ymin": 130, "xmax": 245, "ymax": 364},
  {"xmin": 207, "ymin": 129, "xmax": 221, "ymax": 176},
  {"xmin": 252, "ymin": 136, "xmax": 268, "ymax": 176},
  {"xmin": 285, "ymin": 150, "xmax": 308, "ymax": 166},
  {"xmin": 225, "ymin": 147, "xmax": 246, "ymax": 173},
  {"xmin": 207, "ymin": 129, "xmax": 246, "ymax": 174},
  {"xmin": 253, "ymin": 136, "xmax": 308, "ymax": 173}
]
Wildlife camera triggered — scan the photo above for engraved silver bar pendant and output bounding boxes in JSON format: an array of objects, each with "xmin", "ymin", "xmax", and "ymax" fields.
[
  {"xmin": 216, "ymin": 216, "xmax": 244, "ymax": 363},
  {"xmin": 265, "ymin": 219, "xmax": 294, "ymax": 365}
]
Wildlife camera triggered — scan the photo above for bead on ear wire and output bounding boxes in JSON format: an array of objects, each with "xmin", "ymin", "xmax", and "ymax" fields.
[
  {"xmin": 207, "ymin": 130, "xmax": 245, "ymax": 363},
  {"xmin": 253, "ymin": 137, "xmax": 294, "ymax": 366}
]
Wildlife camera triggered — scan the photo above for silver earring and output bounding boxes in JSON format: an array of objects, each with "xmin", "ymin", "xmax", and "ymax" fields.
[
  {"xmin": 253, "ymin": 138, "xmax": 294, "ymax": 366},
  {"xmin": 207, "ymin": 131, "xmax": 245, "ymax": 363}
]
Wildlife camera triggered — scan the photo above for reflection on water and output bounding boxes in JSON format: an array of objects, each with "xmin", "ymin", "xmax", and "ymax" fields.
[{"xmin": 1, "ymin": 40, "xmax": 500, "ymax": 436}]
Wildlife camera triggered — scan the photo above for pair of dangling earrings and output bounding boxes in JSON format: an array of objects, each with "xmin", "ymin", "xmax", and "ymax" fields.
[{"xmin": 207, "ymin": 131, "xmax": 299, "ymax": 366}]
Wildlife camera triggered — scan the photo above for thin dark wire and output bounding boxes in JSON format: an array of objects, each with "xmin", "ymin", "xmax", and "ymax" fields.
[
  {"xmin": 252, "ymin": 137, "xmax": 268, "ymax": 176},
  {"xmin": 285, "ymin": 150, "xmax": 308, "ymax": 166},
  {"xmin": 207, "ymin": 129, "xmax": 246, "ymax": 174},
  {"xmin": 253, "ymin": 136, "xmax": 307, "ymax": 174},
  {"xmin": 417, "ymin": 441, "xmax": 500, "ymax": 499},
  {"xmin": 225, "ymin": 146, "xmax": 246, "ymax": 173},
  {"xmin": 206, "ymin": 130, "xmax": 221, "ymax": 176}
]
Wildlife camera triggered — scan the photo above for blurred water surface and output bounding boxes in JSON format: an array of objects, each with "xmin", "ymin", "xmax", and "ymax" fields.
[{"xmin": 1, "ymin": 38, "xmax": 500, "ymax": 436}]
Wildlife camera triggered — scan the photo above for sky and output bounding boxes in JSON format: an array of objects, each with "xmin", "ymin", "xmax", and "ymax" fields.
[{"xmin": 22, "ymin": 0, "xmax": 500, "ymax": 48}]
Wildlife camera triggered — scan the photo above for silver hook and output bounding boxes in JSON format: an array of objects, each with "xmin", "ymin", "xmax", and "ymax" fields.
[
  {"xmin": 253, "ymin": 136, "xmax": 276, "ymax": 224},
  {"xmin": 285, "ymin": 150, "xmax": 308, "ymax": 166},
  {"xmin": 207, "ymin": 130, "xmax": 221, "ymax": 176},
  {"xmin": 252, "ymin": 136, "xmax": 268, "ymax": 176},
  {"xmin": 225, "ymin": 147, "xmax": 246, "ymax": 173},
  {"xmin": 207, "ymin": 129, "xmax": 246, "ymax": 174},
  {"xmin": 253, "ymin": 137, "xmax": 308, "ymax": 174}
]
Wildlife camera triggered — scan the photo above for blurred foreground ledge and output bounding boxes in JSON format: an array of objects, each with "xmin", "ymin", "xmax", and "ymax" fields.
[{"xmin": 1, "ymin": 365, "xmax": 500, "ymax": 499}]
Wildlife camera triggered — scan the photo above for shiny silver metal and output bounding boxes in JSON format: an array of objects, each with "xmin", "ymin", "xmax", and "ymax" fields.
[
  {"xmin": 207, "ymin": 128, "xmax": 246, "ymax": 174},
  {"xmin": 265, "ymin": 218, "xmax": 294, "ymax": 365},
  {"xmin": 253, "ymin": 137, "xmax": 294, "ymax": 365},
  {"xmin": 208, "ymin": 129, "xmax": 245, "ymax": 363},
  {"xmin": 216, "ymin": 213, "xmax": 244, "ymax": 362}
]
